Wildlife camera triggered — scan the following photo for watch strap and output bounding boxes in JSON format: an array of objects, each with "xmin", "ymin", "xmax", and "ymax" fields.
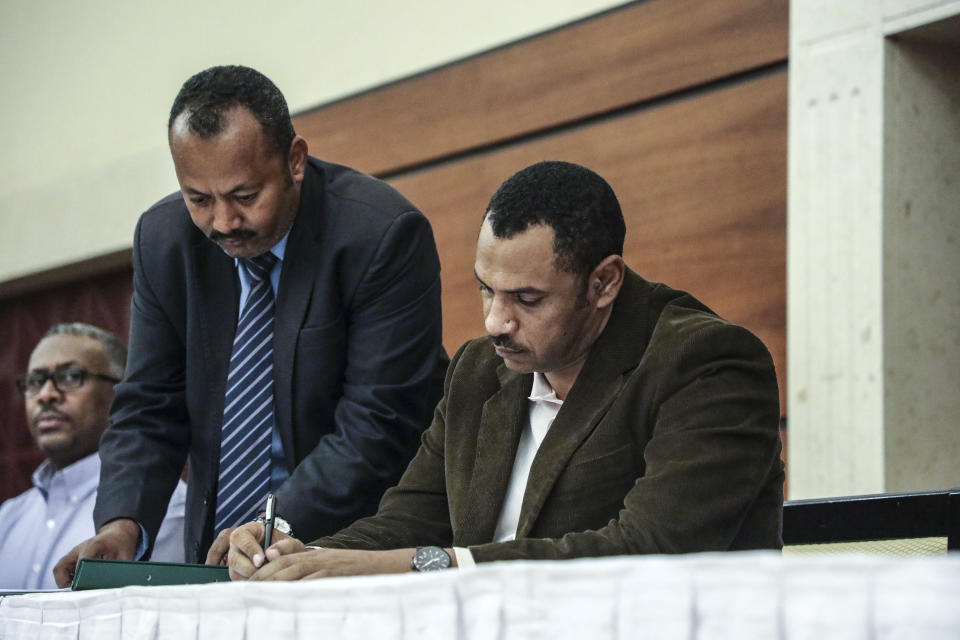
[{"xmin": 254, "ymin": 514, "xmax": 293, "ymax": 537}]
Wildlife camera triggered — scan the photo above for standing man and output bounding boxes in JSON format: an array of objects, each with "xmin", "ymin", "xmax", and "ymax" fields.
[
  {"xmin": 226, "ymin": 161, "xmax": 784, "ymax": 580},
  {"xmin": 54, "ymin": 65, "xmax": 446, "ymax": 584},
  {"xmin": 1, "ymin": 324, "xmax": 185, "ymax": 589}
]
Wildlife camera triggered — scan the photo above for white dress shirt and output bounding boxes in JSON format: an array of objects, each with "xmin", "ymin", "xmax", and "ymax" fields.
[{"xmin": 454, "ymin": 372, "xmax": 563, "ymax": 569}]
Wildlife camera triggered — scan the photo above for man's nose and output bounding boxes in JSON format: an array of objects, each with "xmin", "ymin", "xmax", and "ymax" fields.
[
  {"xmin": 211, "ymin": 199, "xmax": 243, "ymax": 232},
  {"xmin": 484, "ymin": 297, "xmax": 515, "ymax": 336},
  {"xmin": 34, "ymin": 378, "xmax": 63, "ymax": 404}
]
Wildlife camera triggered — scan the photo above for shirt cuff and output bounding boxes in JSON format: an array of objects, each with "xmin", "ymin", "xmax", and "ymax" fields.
[
  {"xmin": 134, "ymin": 522, "xmax": 149, "ymax": 560},
  {"xmin": 452, "ymin": 546, "xmax": 476, "ymax": 569}
]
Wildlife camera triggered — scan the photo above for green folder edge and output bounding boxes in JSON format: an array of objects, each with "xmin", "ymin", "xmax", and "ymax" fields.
[{"xmin": 71, "ymin": 557, "xmax": 231, "ymax": 591}]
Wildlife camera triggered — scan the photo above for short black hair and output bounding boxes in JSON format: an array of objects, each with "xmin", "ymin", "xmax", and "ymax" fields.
[
  {"xmin": 168, "ymin": 65, "xmax": 295, "ymax": 156},
  {"xmin": 485, "ymin": 161, "xmax": 626, "ymax": 277},
  {"xmin": 44, "ymin": 322, "xmax": 127, "ymax": 379}
]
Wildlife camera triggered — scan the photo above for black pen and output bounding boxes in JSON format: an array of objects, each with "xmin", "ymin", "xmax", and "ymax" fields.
[{"xmin": 263, "ymin": 493, "xmax": 277, "ymax": 551}]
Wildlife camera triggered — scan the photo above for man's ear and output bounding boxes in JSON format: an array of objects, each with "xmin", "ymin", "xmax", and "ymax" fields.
[
  {"xmin": 589, "ymin": 255, "xmax": 626, "ymax": 309},
  {"xmin": 288, "ymin": 135, "xmax": 308, "ymax": 184}
]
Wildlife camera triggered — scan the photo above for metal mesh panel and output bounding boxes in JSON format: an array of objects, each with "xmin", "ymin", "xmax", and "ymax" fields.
[{"xmin": 783, "ymin": 536, "xmax": 948, "ymax": 555}]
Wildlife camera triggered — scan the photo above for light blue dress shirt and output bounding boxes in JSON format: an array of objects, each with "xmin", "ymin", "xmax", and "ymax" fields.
[{"xmin": 0, "ymin": 453, "xmax": 186, "ymax": 589}]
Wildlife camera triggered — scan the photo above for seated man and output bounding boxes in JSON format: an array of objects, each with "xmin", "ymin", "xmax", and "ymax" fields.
[
  {"xmin": 0, "ymin": 323, "xmax": 186, "ymax": 589},
  {"xmin": 224, "ymin": 161, "xmax": 785, "ymax": 579}
]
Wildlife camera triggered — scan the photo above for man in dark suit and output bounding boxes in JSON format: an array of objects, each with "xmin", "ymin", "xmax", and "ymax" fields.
[
  {"xmin": 225, "ymin": 161, "xmax": 784, "ymax": 580},
  {"xmin": 53, "ymin": 65, "xmax": 446, "ymax": 584}
]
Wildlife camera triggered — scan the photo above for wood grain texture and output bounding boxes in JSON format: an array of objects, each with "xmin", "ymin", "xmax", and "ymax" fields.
[
  {"xmin": 294, "ymin": 0, "xmax": 788, "ymax": 176},
  {"xmin": 389, "ymin": 71, "xmax": 787, "ymax": 409},
  {"xmin": 0, "ymin": 249, "xmax": 132, "ymax": 301}
]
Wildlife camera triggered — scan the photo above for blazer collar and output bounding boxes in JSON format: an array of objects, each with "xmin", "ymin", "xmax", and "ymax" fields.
[
  {"xmin": 452, "ymin": 363, "xmax": 528, "ymax": 545},
  {"xmin": 516, "ymin": 269, "xmax": 655, "ymax": 537},
  {"xmin": 272, "ymin": 160, "xmax": 326, "ymax": 466},
  {"xmin": 190, "ymin": 162, "xmax": 326, "ymax": 471},
  {"xmin": 194, "ymin": 235, "xmax": 238, "ymax": 426}
]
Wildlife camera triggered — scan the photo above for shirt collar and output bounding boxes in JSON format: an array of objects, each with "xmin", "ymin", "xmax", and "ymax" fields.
[
  {"xmin": 32, "ymin": 452, "xmax": 101, "ymax": 500},
  {"xmin": 528, "ymin": 371, "xmax": 563, "ymax": 405},
  {"xmin": 232, "ymin": 228, "xmax": 290, "ymax": 269}
]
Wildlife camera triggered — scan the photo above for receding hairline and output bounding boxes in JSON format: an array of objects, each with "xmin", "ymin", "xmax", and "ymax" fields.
[
  {"xmin": 481, "ymin": 211, "xmax": 584, "ymax": 277},
  {"xmin": 40, "ymin": 323, "xmax": 127, "ymax": 378},
  {"xmin": 168, "ymin": 105, "xmax": 290, "ymax": 164}
]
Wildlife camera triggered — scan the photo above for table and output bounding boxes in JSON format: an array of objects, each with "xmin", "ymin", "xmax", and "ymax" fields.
[{"xmin": 2, "ymin": 551, "xmax": 958, "ymax": 639}]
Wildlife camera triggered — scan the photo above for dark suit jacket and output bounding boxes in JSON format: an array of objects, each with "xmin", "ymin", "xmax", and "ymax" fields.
[
  {"xmin": 95, "ymin": 158, "xmax": 448, "ymax": 562},
  {"xmin": 314, "ymin": 269, "xmax": 784, "ymax": 560}
]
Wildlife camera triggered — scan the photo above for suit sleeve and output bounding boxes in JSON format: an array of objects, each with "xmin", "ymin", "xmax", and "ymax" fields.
[
  {"xmin": 467, "ymin": 322, "xmax": 783, "ymax": 562},
  {"xmin": 276, "ymin": 210, "xmax": 448, "ymax": 541},
  {"xmin": 303, "ymin": 342, "xmax": 468, "ymax": 550},
  {"xmin": 93, "ymin": 217, "xmax": 189, "ymax": 554}
]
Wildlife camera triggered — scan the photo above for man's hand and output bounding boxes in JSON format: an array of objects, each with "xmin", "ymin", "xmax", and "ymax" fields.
[
  {"xmin": 53, "ymin": 518, "xmax": 140, "ymax": 587},
  {"xmin": 249, "ymin": 548, "xmax": 418, "ymax": 581},
  {"xmin": 226, "ymin": 521, "xmax": 302, "ymax": 580},
  {"xmin": 205, "ymin": 526, "xmax": 237, "ymax": 566}
]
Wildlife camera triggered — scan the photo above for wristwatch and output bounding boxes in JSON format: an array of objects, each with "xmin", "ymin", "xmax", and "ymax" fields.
[
  {"xmin": 254, "ymin": 514, "xmax": 293, "ymax": 537},
  {"xmin": 410, "ymin": 546, "xmax": 451, "ymax": 572}
]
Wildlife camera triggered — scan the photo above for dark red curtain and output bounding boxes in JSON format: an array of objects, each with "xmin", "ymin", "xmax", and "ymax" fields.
[{"xmin": 0, "ymin": 268, "xmax": 133, "ymax": 502}]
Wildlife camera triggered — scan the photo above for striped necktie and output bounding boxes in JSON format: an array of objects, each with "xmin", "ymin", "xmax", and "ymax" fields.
[{"xmin": 214, "ymin": 252, "xmax": 279, "ymax": 534}]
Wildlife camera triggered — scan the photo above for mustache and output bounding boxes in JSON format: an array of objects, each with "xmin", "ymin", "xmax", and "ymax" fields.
[
  {"xmin": 491, "ymin": 334, "xmax": 523, "ymax": 351},
  {"xmin": 209, "ymin": 228, "xmax": 257, "ymax": 242},
  {"xmin": 33, "ymin": 408, "xmax": 69, "ymax": 424}
]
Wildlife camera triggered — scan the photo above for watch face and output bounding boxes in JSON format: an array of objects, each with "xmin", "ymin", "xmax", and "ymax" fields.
[
  {"xmin": 274, "ymin": 517, "xmax": 292, "ymax": 535},
  {"xmin": 413, "ymin": 546, "xmax": 450, "ymax": 572}
]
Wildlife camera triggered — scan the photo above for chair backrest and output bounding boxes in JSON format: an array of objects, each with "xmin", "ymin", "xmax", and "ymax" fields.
[{"xmin": 782, "ymin": 489, "xmax": 960, "ymax": 555}]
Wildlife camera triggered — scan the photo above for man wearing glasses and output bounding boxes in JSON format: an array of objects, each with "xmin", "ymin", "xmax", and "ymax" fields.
[{"xmin": 0, "ymin": 323, "xmax": 185, "ymax": 589}]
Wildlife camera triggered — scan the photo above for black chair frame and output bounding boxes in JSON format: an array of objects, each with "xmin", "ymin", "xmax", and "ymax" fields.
[{"xmin": 783, "ymin": 488, "xmax": 960, "ymax": 551}]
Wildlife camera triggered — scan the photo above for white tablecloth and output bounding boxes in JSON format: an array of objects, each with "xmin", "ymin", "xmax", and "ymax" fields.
[{"xmin": 2, "ymin": 551, "xmax": 958, "ymax": 639}]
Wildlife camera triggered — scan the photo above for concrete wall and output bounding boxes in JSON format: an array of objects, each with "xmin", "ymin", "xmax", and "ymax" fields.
[{"xmin": 788, "ymin": 0, "xmax": 960, "ymax": 498}]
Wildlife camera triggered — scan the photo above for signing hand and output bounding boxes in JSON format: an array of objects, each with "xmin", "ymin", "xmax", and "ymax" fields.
[
  {"xmin": 205, "ymin": 526, "xmax": 237, "ymax": 566},
  {"xmin": 225, "ymin": 521, "xmax": 302, "ymax": 580},
  {"xmin": 249, "ymin": 547, "xmax": 416, "ymax": 581}
]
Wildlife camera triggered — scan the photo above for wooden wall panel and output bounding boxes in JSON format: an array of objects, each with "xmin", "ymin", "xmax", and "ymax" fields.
[
  {"xmin": 390, "ymin": 71, "xmax": 787, "ymax": 408},
  {"xmin": 295, "ymin": 0, "xmax": 788, "ymax": 176}
]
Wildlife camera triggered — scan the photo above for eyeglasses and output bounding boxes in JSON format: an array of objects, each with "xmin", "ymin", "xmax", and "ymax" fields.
[{"xmin": 15, "ymin": 367, "xmax": 121, "ymax": 397}]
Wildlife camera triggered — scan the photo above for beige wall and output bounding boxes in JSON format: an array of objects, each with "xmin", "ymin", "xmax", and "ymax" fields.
[
  {"xmin": 882, "ymin": 23, "xmax": 960, "ymax": 492},
  {"xmin": 788, "ymin": 0, "xmax": 960, "ymax": 498},
  {"xmin": 0, "ymin": 0, "xmax": 625, "ymax": 282}
]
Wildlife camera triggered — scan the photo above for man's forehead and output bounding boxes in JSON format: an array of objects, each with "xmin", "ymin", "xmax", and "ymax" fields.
[
  {"xmin": 29, "ymin": 335, "xmax": 105, "ymax": 370},
  {"xmin": 478, "ymin": 216, "xmax": 553, "ymax": 255},
  {"xmin": 474, "ymin": 226, "xmax": 584, "ymax": 295}
]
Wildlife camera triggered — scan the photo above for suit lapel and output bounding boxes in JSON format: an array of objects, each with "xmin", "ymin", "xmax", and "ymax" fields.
[
  {"xmin": 456, "ymin": 367, "xmax": 530, "ymax": 545},
  {"xmin": 516, "ymin": 269, "xmax": 654, "ymax": 537},
  {"xmin": 272, "ymin": 165, "xmax": 325, "ymax": 468},
  {"xmin": 194, "ymin": 241, "xmax": 237, "ymax": 451},
  {"xmin": 516, "ymin": 366, "xmax": 623, "ymax": 538}
]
